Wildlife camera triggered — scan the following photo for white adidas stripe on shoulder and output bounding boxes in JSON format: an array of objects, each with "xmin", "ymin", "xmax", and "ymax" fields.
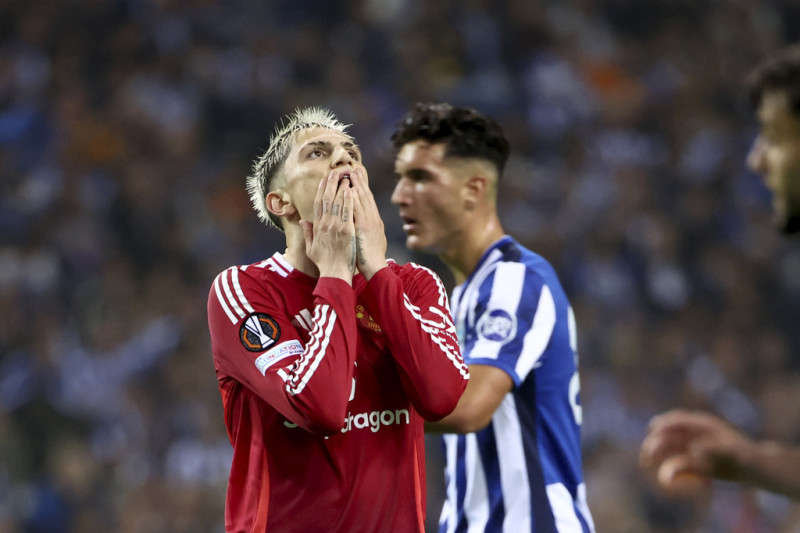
[
  {"xmin": 213, "ymin": 270, "xmax": 238, "ymax": 324},
  {"xmin": 231, "ymin": 267, "xmax": 255, "ymax": 314},
  {"xmin": 221, "ymin": 268, "xmax": 246, "ymax": 320},
  {"xmin": 213, "ymin": 266, "xmax": 255, "ymax": 325},
  {"xmin": 272, "ymin": 253, "xmax": 293, "ymax": 273},
  {"xmin": 255, "ymin": 254, "xmax": 293, "ymax": 278}
]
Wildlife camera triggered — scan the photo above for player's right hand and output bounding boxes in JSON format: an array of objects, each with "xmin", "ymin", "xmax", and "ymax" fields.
[
  {"xmin": 301, "ymin": 170, "xmax": 356, "ymax": 282},
  {"xmin": 639, "ymin": 410, "xmax": 750, "ymax": 491}
]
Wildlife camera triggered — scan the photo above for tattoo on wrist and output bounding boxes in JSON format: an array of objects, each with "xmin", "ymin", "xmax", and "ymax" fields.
[
  {"xmin": 349, "ymin": 236, "xmax": 357, "ymax": 272},
  {"xmin": 356, "ymin": 234, "xmax": 366, "ymax": 266}
]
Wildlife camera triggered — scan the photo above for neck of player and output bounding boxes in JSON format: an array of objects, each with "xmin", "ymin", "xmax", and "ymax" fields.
[{"xmin": 440, "ymin": 216, "xmax": 505, "ymax": 286}]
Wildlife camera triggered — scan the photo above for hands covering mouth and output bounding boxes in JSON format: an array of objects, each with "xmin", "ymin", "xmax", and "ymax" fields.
[{"xmin": 333, "ymin": 168, "xmax": 359, "ymax": 187}]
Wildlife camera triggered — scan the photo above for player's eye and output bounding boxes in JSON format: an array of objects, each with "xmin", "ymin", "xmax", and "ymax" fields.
[{"xmin": 409, "ymin": 171, "xmax": 430, "ymax": 183}]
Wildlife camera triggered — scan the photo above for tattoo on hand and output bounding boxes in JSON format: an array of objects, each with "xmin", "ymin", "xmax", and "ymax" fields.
[
  {"xmin": 332, "ymin": 204, "xmax": 341, "ymax": 216},
  {"xmin": 342, "ymin": 206, "xmax": 349, "ymax": 222},
  {"xmin": 356, "ymin": 234, "xmax": 366, "ymax": 266},
  {"xmin": 349, "ymin": 236, "xmax": 357, "ymax": 272}
]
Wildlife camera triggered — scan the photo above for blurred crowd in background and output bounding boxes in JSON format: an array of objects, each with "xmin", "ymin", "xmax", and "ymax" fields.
[{"xmin": 2, "ymin": 0, "xmax": 800, "ymax": 531}]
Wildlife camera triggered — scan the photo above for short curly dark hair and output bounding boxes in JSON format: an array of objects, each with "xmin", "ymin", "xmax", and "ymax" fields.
[
  {"xmin": 748, "ymin": 44, "xmax": 800, "ymax": 116},
  {"xmin": 390, "ymin": 103, "xmax": 510, "ymax": 177}
]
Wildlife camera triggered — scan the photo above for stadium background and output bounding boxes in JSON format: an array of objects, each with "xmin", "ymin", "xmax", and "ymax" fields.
[{"xmin": 1, "ymin": 0, "xmax": 800, "ymax": 531}]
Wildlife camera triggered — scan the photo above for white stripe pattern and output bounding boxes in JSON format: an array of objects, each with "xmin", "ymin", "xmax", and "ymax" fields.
[
  {"xmin": 546, "ymin": 483, "xmax": 583, "ymax": 532},
  {"xmin": 213, "ymin": 271, "xmax": 238, "ymax": 324},
  {"xmin": 405, "ymin": 263, "xmax": 467, "ymax": 377},
  {"xmin": 222, "ymin": 268, "xmax": 246, "ymax": 319},
  {"xmin": 576, "ymin": 484, "xmax": 595, "ymax": 532},
  {"xmin": 292, "ymin": 309, "xmax": 314, "ymax": 331},
  {"xmin": 401, "ymin": 293, "xmax": 469, "ymax": 378},
  {"xmin": 462, "ymin": 249, "xmax": 504, "ymax": 328},
  {"xmin": 494, "ymin": 395, "xmax": 532, "ymax": 532},
  {"xmin": 469, "ymin": 262, "xmax": 526, "ymax": 361},
  {"xmin": 409, "ymin": 262, "xmax": 450, "ymax": 308},
  {"xmin": 231, "ymin": 267, "xmax": 255, "ymax": 314},
  {"xmin": 441, "ymin": 238, "xmax": 595, "ymax": 533},
  {"xmin": 441, "ymin": 434, "xmax": 459, "ymax": 530},
  {"xmin": 441, "ymin": 396, "xmax": 537, "ymax": 533},
  {"xmin": 286, "ymin": 304, "xmax": 337, "ymax": 395},
  {"xmin": 255, "ymin": 254, "xmax": 293, "ymax": 277},
  {"xmin": 515, "ymin": 285, "xmax": 556, "ymax": 381},
  {"xmin": 462, "ymin": 434, "xmax": 490, "ymax": 531},
  {"xmin": 273, "ymin": 253, "xmax": 293, "ymax": 273},
  {"xmin": 214, "ymin": 267, "xmax": 254, "ymax": 324}
]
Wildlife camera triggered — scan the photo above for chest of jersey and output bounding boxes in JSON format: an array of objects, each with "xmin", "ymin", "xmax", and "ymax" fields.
[{"xmin": 281, "ymin": 295, "xmax": 412, "ymax": 440}]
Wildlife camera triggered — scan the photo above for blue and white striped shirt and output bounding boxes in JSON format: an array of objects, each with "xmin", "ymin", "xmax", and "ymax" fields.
[{"xmin": 439, "ymin": 236, "xmax": 595, "ymax": 533}]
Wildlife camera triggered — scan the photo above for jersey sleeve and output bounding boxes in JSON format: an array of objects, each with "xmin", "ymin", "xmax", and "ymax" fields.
[
  {"xmin": 465, "ymin": 261, "xmax": 557, "ymax": 386},
  {"xmin": 360, "ymin": 263, "xmax": 469, "ymax": 421},
  {"xmin": 207, "ymin": 267, "xmax": 358, "ymax": 435}
]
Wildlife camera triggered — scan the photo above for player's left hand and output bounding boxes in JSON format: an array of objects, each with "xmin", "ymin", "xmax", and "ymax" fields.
[{"xmin": 349, "ymin": 169, "xmax": 387, "ymax": 280}]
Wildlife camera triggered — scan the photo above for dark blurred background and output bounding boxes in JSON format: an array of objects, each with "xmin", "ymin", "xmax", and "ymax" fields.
[{"xmin": 1, "ymin": 0, "xmax": 800, "ymax": 531}]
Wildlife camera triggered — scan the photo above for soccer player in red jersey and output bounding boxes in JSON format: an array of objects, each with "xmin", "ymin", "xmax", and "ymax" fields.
[
  {"xmin": 640, "ymin": 45, "xmax": 800, "ymax": 500},
  {"xmin": 207, "ymin": 107, "xmax": 469, "ymax": 532}
]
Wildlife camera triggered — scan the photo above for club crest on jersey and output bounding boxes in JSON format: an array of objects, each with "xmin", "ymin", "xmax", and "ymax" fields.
[
  {"xmin": 476, "ymin": 308, "xmax": 516, "ymax": 343},
  {"xmin": 240, "ymin": 313, "xmax": 281, "ymax": 352},
  {"xmin": 355, "ymin": 304, "xmax": 382, "ymax": 333}
]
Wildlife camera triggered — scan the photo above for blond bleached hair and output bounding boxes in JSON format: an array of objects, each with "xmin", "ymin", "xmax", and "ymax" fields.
[{"xmin": 246, "ymin": 107, "xmax": 353, "ymax": 229}]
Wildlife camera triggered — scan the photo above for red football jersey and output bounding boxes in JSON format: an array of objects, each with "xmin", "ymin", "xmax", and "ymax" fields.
[{"xmin": 207, "ymin": 252, "xmax": 469, "ymax": 533}]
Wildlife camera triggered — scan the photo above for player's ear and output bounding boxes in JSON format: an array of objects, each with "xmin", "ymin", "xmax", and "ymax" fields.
[
  {"xmin": 463, "ymin": 175, "xmax": 488, "ymax": 210},
  {"xmin": 266, "ymin": 190, "xmax": 296, "ymax": 219}
]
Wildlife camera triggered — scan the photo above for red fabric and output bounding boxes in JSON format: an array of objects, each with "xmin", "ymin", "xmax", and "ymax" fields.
[{"xmin": 207, "ymin": 255, "xmax": 468, "ymax": 533}]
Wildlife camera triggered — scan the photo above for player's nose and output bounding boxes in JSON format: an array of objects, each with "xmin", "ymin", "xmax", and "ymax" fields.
[
  {"xmin": 332, "ymin": 147, "xmax": 355, "ymax": 168},
  {"xmin": 391, "ymin": 177, "xmax": 410, "ymax": 205}
]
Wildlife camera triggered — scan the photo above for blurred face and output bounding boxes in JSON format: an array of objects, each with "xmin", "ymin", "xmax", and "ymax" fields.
[
  {"xmin": 392, "ymin": 140, "xmax": 469, "ymax": 253},
  {"xmin": 747, "ymin": 90, "xmax": 800, "ymax": 234},
  {"xmin": 277, "ymin": 127, "xmax": 365, "ymax": 223}
]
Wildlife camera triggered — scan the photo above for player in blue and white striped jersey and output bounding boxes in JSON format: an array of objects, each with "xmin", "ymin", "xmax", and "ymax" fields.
[{"xmin": 391, "ymin": 103, "xmax": 595, "ymax": 533}]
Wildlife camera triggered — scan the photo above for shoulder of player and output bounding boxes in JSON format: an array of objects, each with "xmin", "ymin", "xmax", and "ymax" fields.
[
  {"xmin": 207, "ymin": 261, "xmax": 304, "ymax": 339},
  {"xmin": 377, "ymin": 260, "xmax": 449, "ymax": 300},
  {"xmin": 208, "ymin": 260, "xmax": 291, "ymax": 306},
  {"xmin": 478, "ymin": 255, "xmax": 540, "ymax": 284},
  {"xmin": 471, "ymin": 257, "xmax": 563, "ymax": 310},
  {"xmin": 213, "ymin": 255, "xmax": 296, "ymax": 283},
  {"xmin": 489, "ymin": 241, "xmax": 561, "ymax": 285},
  {"xmin": 386, "ymin": 258, "xmax": 441, "ymax": 283},
  {"xmin": 210, "ymin": 263, "xmax": 253, "ymax": 289}
]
